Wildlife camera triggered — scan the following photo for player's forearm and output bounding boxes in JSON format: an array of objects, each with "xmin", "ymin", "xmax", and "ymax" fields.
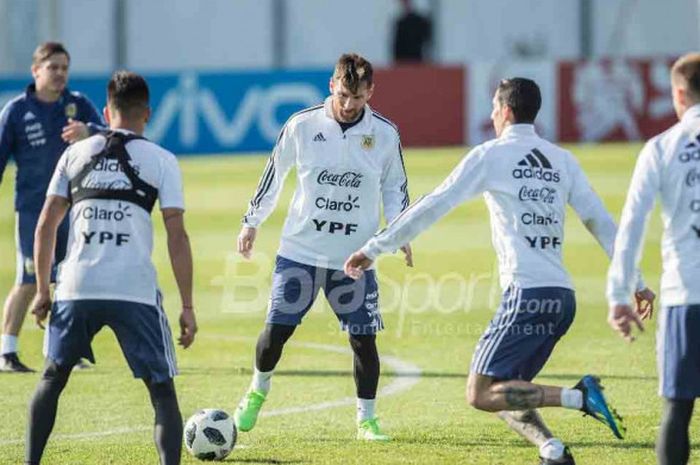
[
  {"xmin": 33, "ymin": 220, "xmax": 57, "ymax": 294},
  {"xmin": 243, "ymin": 180, "xmax": 285, "ymax": 228},
  {"xmin": 363, "ymin": 193, "xmax": 450, "ymax": 259},
  {"xmin": 167, "ymin": 230, "xmax": 194, "ymax": 308},
  {"xmin": 607, "ymin": 215, "xmax": 648, "ymax": 304}
]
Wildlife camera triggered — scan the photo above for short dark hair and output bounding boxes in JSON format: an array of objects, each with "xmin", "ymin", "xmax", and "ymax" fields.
[
  {"xmin": 107, "ymin": 71, "xmax": 150, "ymax": 119},
  {"xmin": 333, "ymin": 53, "xmax": 373, "ymax": 94},
  {"xmin": 672, "ymin": 53, "xmax": 700, "ymax": 102},
  {"xmin": 32, "ymin": 42, "xmax": 70, "ymax": 65},
  {"xmin": 496, "ymin": 78, "xmax": 542, "ymax": 124}
]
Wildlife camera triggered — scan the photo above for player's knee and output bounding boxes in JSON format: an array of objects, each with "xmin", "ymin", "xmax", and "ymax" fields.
[
  {"xmin": 41, "ymin": 361, "xmax": 71, "ymax": 387},
  {"xmin": 465, "ymin": 383, "xmax": 481, "ymax": 409},
  {"xmin": 259, "ymin": 324, "xmax": 295, "ymax": 350},
  {"xmin": 146, "ymin": 379, "xmax": 177, "ymax": 400},
  {"xmin": 466, "ymin": 375, "xmax": 493, "ymax": 411},
  {"xmin": 13, "ymin": 282, "xmax": 37, "ymax": 299},
  {"xmin": 349, "ymin": 334, "xmax": 376, "ymax": 355},
  {"xmin": 466, "ymin": 389, "xmax": 486, "ymax": 410}
]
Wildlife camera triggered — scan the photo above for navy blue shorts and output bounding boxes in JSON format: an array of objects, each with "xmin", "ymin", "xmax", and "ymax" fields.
[
  {"xmin": 658, "ymin": 305, "xmax": 700, "ymax": 399},
  {"xmin": 266, "ymin": 255, "xmax": 383, "ymax": 335},
  {"xmin": 45, "ymin": 296, "xmax": 178, "ymax": 383},
  {"xmin": 15, "ymin": 210, "xmax": 69, "ymax": 285},
  {"xmin": 470, "ymin": 286, "xmax": 576, "ymax": 381}
]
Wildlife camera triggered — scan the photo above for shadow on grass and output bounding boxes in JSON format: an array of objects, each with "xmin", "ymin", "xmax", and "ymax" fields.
[
  {"xmin": 567, "ymin": 440, "xmax": 656, "ymax": 450},
  {"xmin": 224, "ymin": 459, "xmax": 305, "ymax": 464},
  {"xmin": 180, "ymin": 367, "xmax": 655, "ymax": 383},
  {"xmin": 389, "ymin": 436, "xmax": 660, "ymax": 451}
]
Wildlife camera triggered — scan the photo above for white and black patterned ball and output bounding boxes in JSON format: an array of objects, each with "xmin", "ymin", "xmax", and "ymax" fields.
[{"xmin": 183, "ymin": 409, "xmax": 237, "ymax": 461}]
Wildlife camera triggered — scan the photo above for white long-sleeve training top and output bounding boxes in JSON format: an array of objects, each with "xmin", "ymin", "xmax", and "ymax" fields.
[
  {"xmin": 243, "ymin": 97, "xmax": 409, "ymax": 270},
  {"xmin": 608, "ymin": 104, "xmax": 700, "ymax": 307},
  {"xmin": 362, "ymin": 124, "xmax": 628, "ymax": 291}
]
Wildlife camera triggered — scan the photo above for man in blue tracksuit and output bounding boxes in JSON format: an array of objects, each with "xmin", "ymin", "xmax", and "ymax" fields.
[{"xmin": 0, "ymin": 42, "xmax": 102, "ymax": 372}]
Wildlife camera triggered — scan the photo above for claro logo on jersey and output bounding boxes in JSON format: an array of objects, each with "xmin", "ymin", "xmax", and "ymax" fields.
[
  {"xmin": 79, "ymin": 203, "xmax": 133, "ymax": 222},
  {"xmin": 513, "ymin": 149, "xmax": 560, "ymax": 183},
  {"xmin": 521, "ymin": 211, "xmax": 559, "ymax": 225},
  {"xmin": 317, "ymin": 170, "xmax": 363, "ymax": 188},
  {"xmin": 315, "ymin": 195, "xmax": 360, "ymax": 212}
]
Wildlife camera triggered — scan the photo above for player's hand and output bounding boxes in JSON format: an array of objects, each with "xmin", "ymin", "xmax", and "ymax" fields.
[
  {"xmin": 31, "ymin": 290, "xmax": 52, "ymax": 330},
  {"xmin": 344, "ymin": 251, "xmax": 374, "ymax": 280},
  {"xmin": 608, "ymin": 304, "xmax": 644, "ymax": 342},
  {"xmin": 178, "ymin": 306, "xmax": 197, "ymax": 349},
  {"xmin": 61, "ymin": 119, "xmax": 89, "ymax": 143},
  {"xmin": 237, "ymin": 226, "xmax": 257, "ymax": 259},
  {"xmin": 634, "ymin": 287, "xmax": 655, "ymax": 320},
  {"xmin": 400, "ymin": 244, "xmax": 413, "ymax": 268}
]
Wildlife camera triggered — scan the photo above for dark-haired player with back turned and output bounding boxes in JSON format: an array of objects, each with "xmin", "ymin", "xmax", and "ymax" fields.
[{"xmin": 25, "ymin": 71, "xmax": 196, "ymax": 465}]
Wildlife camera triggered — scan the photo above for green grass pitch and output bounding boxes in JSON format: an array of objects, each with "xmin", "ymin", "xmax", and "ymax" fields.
[{"xmin": 0, "ymin": 143, "xmax": 697, "ymax": 464}]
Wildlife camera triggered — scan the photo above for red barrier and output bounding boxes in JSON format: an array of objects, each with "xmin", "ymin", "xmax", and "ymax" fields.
[
  {"xmin": 372, "ymin": 65, "xmax": 464, "ymax": 147},
  {"xmin": 558, "ymin": 58, "xmax": 677, "ymax": 142}
]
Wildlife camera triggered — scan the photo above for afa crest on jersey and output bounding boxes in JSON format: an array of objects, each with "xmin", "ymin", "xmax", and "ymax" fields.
[
  {"xmin": 361, "ymin": 135, "xmax": 375, "ymax": 151},
  {"xmin": 65, "ymin": 103, "xmax": 77, "ymax": 119}
]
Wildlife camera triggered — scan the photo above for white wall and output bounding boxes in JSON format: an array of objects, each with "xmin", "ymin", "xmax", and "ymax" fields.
[
  {"xmin": 0, "ymin": 0, "xmax": 698, "ymax": 76},
  {"xmin": 126, "ymin": 0, "xmax": 274, "ymax": 71},
  {"xmin": 60, "ymin": 0, "xmax": 115, "ymax": 74},
  {"xmin": 438, "ymin": 0, "xmax": 581, "ymax": 62},
  {"xmin": 284, "ymin": 0, "xmax": 399, "ymax": 67},
  {"xmin": 591, "ymin": 0, "xmax": 698, "ymax": 57}
]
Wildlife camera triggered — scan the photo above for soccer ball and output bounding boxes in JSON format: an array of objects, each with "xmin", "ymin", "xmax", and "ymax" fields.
[{"xmin": 184, "ymin": 409, "xmax": 237, "ymax": 461}]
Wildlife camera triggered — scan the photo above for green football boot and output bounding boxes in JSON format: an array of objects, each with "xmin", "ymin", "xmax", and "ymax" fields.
[
  {"xmin": 357, "ymin": 417, "xmax": 391, "ymax": 441},
  {"xmin": 234, "ymin": 389, "xmax": 266, "ymax": 432}
]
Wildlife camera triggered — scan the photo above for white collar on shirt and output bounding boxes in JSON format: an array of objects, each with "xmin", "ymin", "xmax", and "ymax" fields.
[
  {"xmin": 500, "ymin": 123, "xmax": 537, "ymax": 139},
  {"xmin": 681, "ymin": 103, "xmax": 700, "ymax": 125}
]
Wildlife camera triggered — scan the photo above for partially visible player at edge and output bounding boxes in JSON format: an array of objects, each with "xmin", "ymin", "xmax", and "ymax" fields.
[
  {"xmin": 607, "ymin": 52, "xmax": 700, "ymax": 465},
  {"xmin": 345, "ymin": 78, "xmax": 655, "ymax": 464},
  {"xmin": 0, "ymin": 42, "xmax": 103, "ymax": 372},
  {"xmin": 25, "ymin": 71, "xmax": 196, "ymax": 465},
  {"xmin": 234, "ymin": 53, "xmax": 411, "ymax": 441}
]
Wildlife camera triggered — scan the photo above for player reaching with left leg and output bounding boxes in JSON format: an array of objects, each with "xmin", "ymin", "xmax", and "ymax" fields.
[
  {"xmin": 233, "ymin": 53, "xmax": 411, "ymax": 441},
  {"xmin": 345, "ymin": 78, "xmax": 655, "ymax": 463}
]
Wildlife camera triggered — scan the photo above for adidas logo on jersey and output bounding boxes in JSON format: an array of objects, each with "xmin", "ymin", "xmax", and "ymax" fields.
[
  {"xmin": 512, "ymin": 149, "xmax": 560, "ymax": 183},
  {"xmin": 23, "ymin": 111, "xmax": 36, "ymax": 121},
  {"xmin": 313, "ymin": 132, "xmax": 326, "ymax": 142}
]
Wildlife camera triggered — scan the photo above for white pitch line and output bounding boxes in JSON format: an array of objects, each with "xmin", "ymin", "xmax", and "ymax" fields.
[
  {"xmin": 263, "ymin": 341, "xmax": 422, "ymax": 417},
  {"xmin": 0, "ymin": 336, "xmax": 422, "ymax": 446}
]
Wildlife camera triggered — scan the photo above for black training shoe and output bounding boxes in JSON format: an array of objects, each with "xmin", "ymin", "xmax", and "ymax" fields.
[
  {"xmin": 0, "ymin": 352, "xmax": 35, "ymax": 373},
  {"xmin": 540, "ymin": 447, "xmax": 575, "ymax": 465}
]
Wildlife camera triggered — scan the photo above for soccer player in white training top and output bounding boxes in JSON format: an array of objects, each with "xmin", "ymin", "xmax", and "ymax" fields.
[
  {"xmin": 25, "ymin": 71, "xmax": 197, "ymax": 465},
  {"xmin": 234, "ymin": 53, "xmax": 411, "ymax": 441},
  {"xmin": 607, "ymin": 53, "xmax": 700, "ymax": 465},
  {"xmin": 345, "ymin": 78, "xmax": 655, "ymax": 464}
]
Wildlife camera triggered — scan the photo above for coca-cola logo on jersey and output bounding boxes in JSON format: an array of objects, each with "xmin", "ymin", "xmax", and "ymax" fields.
[
  {"xmin": 317, "ymin": 170, "xmax": 363, "ymax": 188},
  {"xmin": 518, "ymin": 186, "xmax": 557, "ymax": 204}
]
